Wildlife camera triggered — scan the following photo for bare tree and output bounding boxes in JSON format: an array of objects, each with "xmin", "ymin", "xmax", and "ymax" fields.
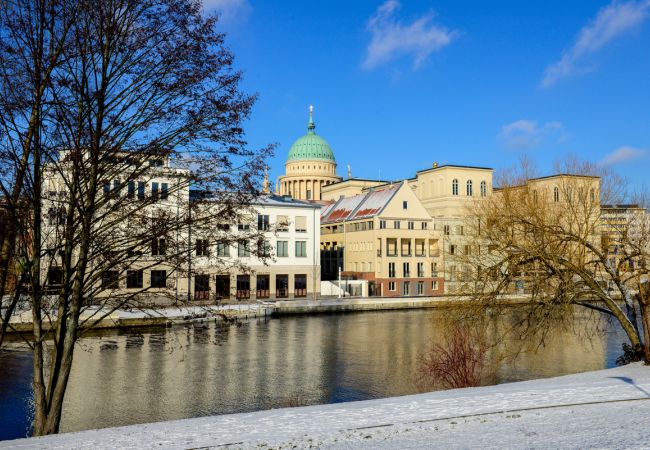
[
  {"xmin": 0, "ymin": 0, "xmax": 77, "ymax": 346},
  {"xmin": 458, "ymin": 158, "xmax": 650, "ymax": 364},
  {"xmin": 1, "ymin": 0, "xmax": 272, "ymax": 435}
]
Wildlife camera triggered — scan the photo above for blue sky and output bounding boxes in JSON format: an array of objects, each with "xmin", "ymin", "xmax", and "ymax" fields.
[{"xmin": 205, "ymin": 0, "xmax": 650, "ymax": 190}]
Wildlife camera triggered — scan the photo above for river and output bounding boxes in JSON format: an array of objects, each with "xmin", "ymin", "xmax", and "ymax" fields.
[{"xmin": 0, "ymin": 307, "xmax": 628, "ymax": 441}]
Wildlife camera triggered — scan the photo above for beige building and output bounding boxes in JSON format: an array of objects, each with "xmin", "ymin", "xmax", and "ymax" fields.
[
  {"xmin": 278, "ymin": 106, "xmax": 342, "ymax": 200},
  {"xmin": 320, "ymin": 163, "xmax": 495, "ymax": 294},
  {"xmin": 409, "ymin": 164, "xmax": 494, "ymax": 292},
  {"xmin": 320, "ymin": 181, "xmax": 444, "ymax": 297},
  {"xmin": 321, "ymin": 178, "xmax": 387, "ymax": 202}
]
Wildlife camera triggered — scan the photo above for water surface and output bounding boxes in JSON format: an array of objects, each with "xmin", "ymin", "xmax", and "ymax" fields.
[{"xmin": 0, "ymin": 307, "xmax": 627, "ymax": 441}]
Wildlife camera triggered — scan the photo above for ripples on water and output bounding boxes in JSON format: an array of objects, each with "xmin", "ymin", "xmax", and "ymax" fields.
[{"xmin": 0, "ymin": 307, "xmax": 628, "ymax": 440}]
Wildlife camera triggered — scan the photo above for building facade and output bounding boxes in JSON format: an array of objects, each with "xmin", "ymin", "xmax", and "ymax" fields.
[
  {"xmin": 320, "ymin": 181, "xmax": 444, "ymax": 297},
  {"xmin": 187, "ymin": 194, "xmax": 322, "ymax": 301},
  {"xmin": 278, "ymin": 106, "xmax": 342, "ymax": 200}
]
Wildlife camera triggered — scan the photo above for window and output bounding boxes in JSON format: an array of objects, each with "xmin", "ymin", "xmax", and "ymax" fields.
[
  {"xmin": 259, "ymin": 239, "xmax": 271, "ymax": 257},
  {"xmin": 194, "ymin": 275, "xmax": 210, "ymax": 299},
  {"xmin": 103, "ymin": 181, "xmax": 110, "ymax": 197},
  {"xmin": 196, "ymin": 239, "xmax": 209, "ymax": 257},
  {"xmin": 449, "ymin": 265, "xmax": 456, "ymax": 281},
  {"xmin": 152, "ymin": 182, "xmax": 159, "ymax": 201},
  {"xmin": 127, "ymin": 181, "xmax": 135, "ymax": 199},
  {"xmin": 402, "ymin": 281, "xmax": 410, "ymax": 296},
  {"xmin": 151, "ymin": 270, "xmax": 167, "ymax": 288},
  {"xmin": 295, "ymin": 216, "xmax": 307, "ymax": 232},
  {"xmin": 444, "ymin": 225, "xmax": 450, "ymax": 235},
  {"xmin": 459, "ymin": 225, "xmax": 464, "ymax": 235},
  {"xmin": 394, "ymin": 221, "xmax": 400, "ymax": 229},
  {"xmin": 276, "ymin": 215, "xmax": 289, "ymax": 232},
  {"xmin": 464, "ymin": 245, "xmax": 471, "ymax": 255},
  {"xmin": 421, "ymin": 222, "xmax": 428, "ymax": 230},
  {"xmin": 415, "ymin": 239, "xmax": 425, "ymax": 256},
  {"xmin": 161, "ymin": 183, "xmax": 169, "ymax": 200},
  {"xmin": 295, "ymin": 274, "xmax": 307, "ymax": 297},
  {"xmin": 408, "ymin": 221, "xmax": 414, "ymax": 230},
  {"xmin": 417, "ymin": 281, "xmax": 424, "ymax": 295},
  {"xmin": 238, "ymin": 240, "xmax": 250, "ymax": 257},
  {"xmin": 380, "ymin": 220, "xmax": 386, "ymax": 229},
  {"xmin": 152, "ymin": 238, "xmax": 166, "ymax": 256},
  {"xmin": 257, "ymin": 214, "xmax": 270, "ymax": 231},
  {"xmin": 236, "ymin": 275, "xmax": 250, "ymax": 299},
  {"xmin": 590, "ymin": 188, "xmax": 595, "ymax": 203},
  {"xmin": 387, "ymin": 239, "xmax": 397, "ymax": 256},
  {"xmin": 137, "ymin": 182, "xmax": 145, "ymax": 200},
  {"xmin": 276, "ymin": 274, "xmax": 289, "ymax": 298},
  {"xmin": 388, "ymin": 262, "xmax": 396, "ymax": 278},
  {"xmin": 238, "ymin": 221, "xmax": 250, "ymax": 231},
  {"xmin": 431, "ymin": 262, "xmax": 438, "ymax": 277},
  {"xmin": 403, "ymin": 262, "xmax": 410, "ymax": 277},
  {"xmin": 388, "ymin": 281, "xmax": 396, "ymax": 291},
  {"xmin": 480, "ymin": 180, "xmax": 487, "ymax": 197},
  {"xmin": 256, "ymin": 275, "xmax": 270, "ymax": 298},
  {"xmin": 126, "ymin": 270, "xmax": 143, "ymax": 289},
  {"xmin": 306, "ymin": 190, "xmax": 312, "ymax": 200},
  {"xmin": 403, "ymin": 201, "xmax": 408, "ymax": 209},
  {"xmin": 295, "ymin": 241, "xmax": 307, "ymax": 257},
  {"xmin": 450, "ymin": 244, "xmax": 456, "ymax": 255},
  {"xmin": 432, "ymin": 280, "xmax": 438, "ymax": 290},
  {"xmin": 149, "ymin": 159, "xmax": 163, "ymax": 167},
  {"xmin": 401, "ymin": 239, "xmax": 411, "ymax": 256},
  {"xmin": 214, "ymin": 242, "xmax": 229, "ymax": 256},
  {"xmin": 277, "ymin": 240, "xmax": 288, "ymax": 257},
  {"xmin": 554, "ymin": 186, "xmax": 560, "ymax": 202},
  {"xmin": 467, "ymin": 180, "xmax": 473, "ymax": 196},
  {"xmin": 113, "ymin": 179, "xmax": 121, "ymax": 193},
  {"xmin": 215, "ymin": 275, "xmax": 230, "ymax": 299},
  {"xmin": 101, "ymin": 271, "xmax": 119, "ymax": 289},
  {"xmin": 417, "ymin": 262, "xmax": 425, "ymax": 277},
  {"xmin": 452, "ymin": 179, "xmax": 459, "ymax": 196}
]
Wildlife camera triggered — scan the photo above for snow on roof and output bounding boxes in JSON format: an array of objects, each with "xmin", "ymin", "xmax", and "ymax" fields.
[
  {"xmin": 351, "ymin": 185, "xmax": 400, "ymax": 220},
  {"xmin": 321, "ymin": 183, "xmax": 401, "ymax": 224}
]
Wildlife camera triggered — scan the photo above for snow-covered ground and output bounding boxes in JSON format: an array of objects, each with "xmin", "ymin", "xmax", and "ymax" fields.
[
  {"xmin": 3, "ymin": 363, "xmax": 650, "ymax": 449},
  {"xmin": 6, "ymin": 303, "xmax": 271, "ymax": 328}
]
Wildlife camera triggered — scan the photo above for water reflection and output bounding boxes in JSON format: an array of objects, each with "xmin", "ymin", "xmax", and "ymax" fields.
[{"xmin": 0, "ymin": 307, "xmax": 627, "ymax": 440}]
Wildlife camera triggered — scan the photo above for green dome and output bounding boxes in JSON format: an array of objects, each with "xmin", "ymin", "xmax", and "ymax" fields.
[{"xmin": 287, "ymin": 107, "xmax": 336, "ymax": 163}]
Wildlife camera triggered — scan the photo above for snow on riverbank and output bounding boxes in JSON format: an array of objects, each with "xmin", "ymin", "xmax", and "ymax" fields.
[{"xmin": 4, "ymin": 363, "xmax": 650, "ymax": 449}]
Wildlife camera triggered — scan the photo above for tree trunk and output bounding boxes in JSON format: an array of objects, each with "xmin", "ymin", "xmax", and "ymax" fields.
[{"xmin": 639, "ymin": 283, "xmax": 650, "ymax": 365}]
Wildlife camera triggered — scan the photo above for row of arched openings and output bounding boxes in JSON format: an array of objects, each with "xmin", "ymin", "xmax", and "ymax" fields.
[{"xmin": 452, "ymin": 179, "xmax": 487, "ymax": 197}]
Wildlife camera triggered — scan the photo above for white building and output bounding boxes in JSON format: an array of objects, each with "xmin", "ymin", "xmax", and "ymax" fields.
[{"xmin": 186, "ymin": 194, "xmax": 322, "ymax": 302}]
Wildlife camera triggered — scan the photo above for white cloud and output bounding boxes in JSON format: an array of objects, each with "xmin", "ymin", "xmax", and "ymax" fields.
[
  {"xmin": 203, "ymin": 0, "xmax": 251, "ymax": 23},
  {"xmin": 542, "ymin": 0, "xmax": 650, "ymax": 88},
  {"xmin": 498, "ymin": 120, "xmax": 568, "ymax": 150},
  {"xmin": 362, "ymin": 0, "xmax": 457, "ymax": 70},
  {"xmin": 600, "ymin": 146, "xmax": 648, "ymax": 165}
]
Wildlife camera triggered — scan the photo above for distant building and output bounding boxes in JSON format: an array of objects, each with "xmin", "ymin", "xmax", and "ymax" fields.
[
  {"xmin": 188, "ymin": 194, "xmax": 321, "ymax": 301},
  {"xmin": 601, "ymin": 203, "xmax": 648, "ymax": 271},
  {"xmin": 320, "ymin": 181, "xmax": 444, "ymax": 297},
  {"xmin": 278, "ymin": 106, "xmax": 342, "ymax": 200}
]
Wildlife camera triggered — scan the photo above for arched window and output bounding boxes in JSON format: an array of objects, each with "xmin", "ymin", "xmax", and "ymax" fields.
[
  {"xmin": 452, "ymin": 179, "xmax": 459, "ymax": 196},
  {"xmin": 553, "ymin": 186, "xmax": 559, "ymax": 202},
  {"xmin": 480, "ymin": 180, "xmax": 487, "ymax": 197},
  {"xmin": 466, "ymin": 180, "xmax": 473, "ymax": 196}
]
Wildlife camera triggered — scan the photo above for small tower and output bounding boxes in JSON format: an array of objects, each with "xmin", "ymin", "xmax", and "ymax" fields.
[{"xmin": 261, "ymin": 166, "xmax": 270, "ymax": 194}]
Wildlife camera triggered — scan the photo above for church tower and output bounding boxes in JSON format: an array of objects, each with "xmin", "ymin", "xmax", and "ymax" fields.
[{"xmin": 278, "ymin": 106, "xmax": 342, "ymax": 200}]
